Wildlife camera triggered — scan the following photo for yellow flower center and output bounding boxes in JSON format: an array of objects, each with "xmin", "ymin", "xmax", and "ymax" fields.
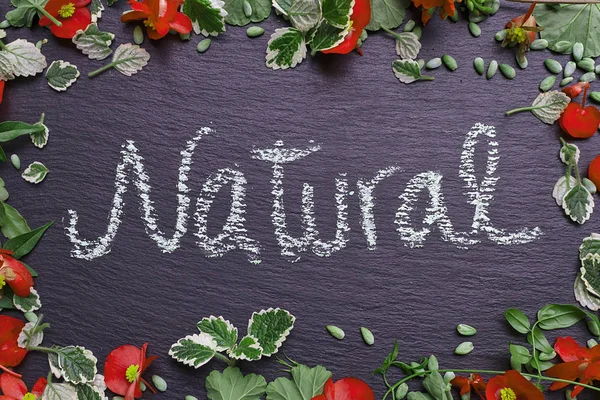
[
  {"xmin": 58, "ymin": 3, "xmax": 76, "ymax": 18},
  {"xmin": 125, "ymin": 364, "xmax": 140, "ymax": 383},
  {"xmin": 500, "ymin": 387, "xmax": 517, "ymax": 400},
  {"xmin": 506, "ymin": 27, "xmax": 526, "ymax": 44},
  {"xmin": 0, "ymin": 274, "xmax": 5, "ymax": 289},
  {"xmin": 143, "ymin": 20, "xmax": 156, "ymax": 31},
  {"xmin": 23, "ymin": 393, "xmax": 37, "ymax": 400}
]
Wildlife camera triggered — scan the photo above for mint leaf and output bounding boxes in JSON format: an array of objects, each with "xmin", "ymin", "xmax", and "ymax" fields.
[
  {"xmin": 552, "ymin": 176, "xmax": 576, "ymax": 206},
  {"xmin": 365, "ymin": 0, "xmax": 410, "ymax": 31},
  {"xmin": 530, "ymin": 91, "xmax": 570, "ymax": 125},
  {"xmin": 575, "ymin": 273, "xmax": 600, "ymax": 311},
  {"xmin": 207, "ymin": 367, "xmax": 267, "ymax": 400},
  {"xmin": 76, "ymin": 383, "xmax": 104, "ymax": 400},
  {"xmin": 392, "ymin": 59, "xmax": 434, "ymax": 84},
  {"xmin": 228, "ymin": 335, "xmax": 263, "ymax": 361},
  {"xmin": 49, "ymin": 346, "xmax": 98, "ymax": 384},
  {"xmin": 288, "ymin": 0, "xmax": 320, "ymax": 32},
  {"xmin": 42, "ymin": 381, "xmax": 78, "ymax": 400},
  {"xmin": 183, "ymin": 0, "xmax": 227, "ymax": 36},
  {"xmin": 4, "ymin": 220, "xmax": 53, "ymax": 259},
  {"xmin": 111, "ymin": 44, "xmax": 150, "ymax": 76},
  {"xmin": 223, "ymin": 0, "xmax": 270, "ymax": 26},
  {"xmin": 22, "ymin": 161, "xmax": 49, "ymax": 184},
  {"xmin": 562, "ymin": 184, "xmax": 594, "ymax": 224},
  {"xmin": 169, "ymin": 333, "xmax": 217, "ymax": 368},
  {"xmin": 266, "ymin": 364, "xmax": 331, "ymax": 400},
  {"xmin": 247, "ymin": 308, "xmax": 295, "ymax": 356},
  {"xmin": 197, "ymin": 316, "xmax": 238, "ymax": 351},
  {"xmin": 46, "ymin": 60, "xmax": 80, "ymax": 92},
  {"xmin": 308, "ymin": 21, "xmax": 348, "ymax": 52},
  {"xmin": 0, "ymin": 39, "xmax": 47, "ymax": 80},
  {"xmin": 394, "ymin": 32, "xmax": 421, "ymax": 60},
  {"xmin": 580, "ymin": 233, "xmax": 600, "ymax": 259},
  {"xmin": 581, "ymin": 254, "xmax": 600, "ymax": 298},
  {"xmin": 560, "ymin": 141, "xmax": 580, "ymax": 165},
  {"xmin": 18, "ymin": 320, "xmax": 44, "ymax": 349},
  {"xmin": 5, "ymin": 0, "xmax": 47, "ymax": 28},
  {"xmin": 72, "ymin": 24, "xmax": 115, "ymax": 61},
  {"xmin": 266, "ymin": 28, "xmax": 307, "ymax": 70},
  {"xmin": 13, "ymin": 287, "xmax": 41, "ymax": 312},
  {"xmin": 321, "ymin": 0, "xmax": 354, "ymax": 28}
]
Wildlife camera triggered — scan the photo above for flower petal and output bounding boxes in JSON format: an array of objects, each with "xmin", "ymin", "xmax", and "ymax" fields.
[
  {"xmin": 104, "ymin": 345, "xmax": 142, "ymax": 396},
  {"xmin": 0, "ymin": 373, "xmax": 27, "ymax": 399},
  {"xmin": 168, "ymin": 12, "xmax": 193, "ymax": 34},
  {"xmin": 555, "ymin": 337, "xmax": 587, "ymax": 363}
]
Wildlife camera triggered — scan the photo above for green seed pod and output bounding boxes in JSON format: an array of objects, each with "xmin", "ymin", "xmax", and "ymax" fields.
[
  {"xmin": 246, "ymin": 26, "xmax": 265, "ymax": 37},
  {"xmin": 596, "ymin": 65, "xmax": 600, "ymax": 75},
  {"xmin": 152, "ymin": 375, "xmax": 167, "ymax": 392},
  {"xmin": 487, "ymin": 60, "xmax": 498, "ymax": 79},
  {"xmin": 494, "ymin": 29, "xmax": 507, "ymax": 42},
  {"xmin": 448, "ymin": 11, "xmax": 459, "ymax": 22},
  {"xmin": 185, "ymin": 397, "xmax": 199, "ymax": 400},
  {"xmin": 540, "ymin": 75, "xmax": 557, "ymax": 92},
  {"xmin": 0, "ymin": 20, "xmax": 10, "ymax": 29},
  {"xmin": 10, "ymin": 154, "xmax": 20, "ymax": 170},
  {"xmin": 360, "ymin": 327, "xmax": 374, "ymax": 345},
  {"xmin": 516, "ymin": 54, "xmax": 528, "ymax": 69},
  {"xmin": 140, "ymin": 381, "xmax": 146, "ymax": 392},
  {"xmin": 578, "ymin": 58, "xmax": 595, "ymax": 72},
  {"xmin": 553, "ymin": 40, "xmax": 573, "ymax": 54},
  {"xmin": 457, "ymin": 324, "xmax": 477, "ymax": 336},
  {"xmin": 580, "ymin": 72, "xmax": 596, "ymax": 83},
  {"xmin": 572, "ymin": 42, "xmax": 584, "ymax": 62},
  {"xmin": 468, "ymin": 22, "xmax": 481, "ymax": 37},
  {"xmin": 442, "ymin": 54, "xmax": 457, "ymax": 71},
  {"xmin": 469, "ymin": 12, "xmax": 487, "ymax": 23},
  {"xmin": 583, "ymin": 178, "xmax": 597, "ymax": 194},
  {"xmin": 490, "ymin": 0, "xmax": 500, "ymax": 14},
  {"xmin": 426, "ymin": 58, "xmax": 442, "ymax": 69},
  {"xmin": 544, "ymin": 59, "xmax": 563, "ymax": 74},
  {"xmin": 179, "ymin": 33, "xmax": 191, "ymax": 41},
  {"xmin": 590, "ymin": 91, "xmax": 600, "ymax": 104},
  {"xmin": 403, "ymin": 19, "xmax": 416, "ymax": 32},
  {"xmin": 473, "ymin": 57, "xmax": 485, "ymax": 75},
  {"xmin": 539, "ymin": 351, "xmax": 556, "ymax": 361},
  {"xmin": 243, "ymin": 0, "xmax": 253, "ymax": 17},
  {"xmin": 499, "ymin": 63, "xmax": 516, "ymax": 79},
  {"xmin": 24, "ymin": 312, "xmax": 38, "ymax": 323},
  {"xmin": 560, "ymin": 77, "xmax": 574, "ymax": 87},
  {"xmin": 510, "ymin": 356, "xmax": 522, "ymax": 372},
  {"xmin": 455, "ymin": 342, "xmax": 474, "ymax": 355},
  {"xmin": 428, "ymin": 355, "xmax": 439, "ymax": 371},
  {"xmin": 564, "ymin": 61, "xmax": 576, "ymax": 78},
  {"xmin": 395, "ymin": 383, "xmax": 409, "ymax": 400},
  {"xmin": 587, "ymin": 338, "xmax": 598, "ymax": 349},
  {"xmin": 417, "ymin": 59, "xmax": 425, "ymax": 69},
  {"xmin": 133, "ymin": 25, "xmax": 144, "ymax": 45},
  {"xmin": 326, "ymin": 325, "xmax": 345, "ymax": 339},
  {"xmin": 412, "ymin": 26, "xmax": 422, "ymax": 39},
  {"xmin": 197, "ymin": 39, "xmax": 212, "ymax": 53},
  {"xmin": 529, "ymin": 39, "xmax": 548, "ymax": 51}
]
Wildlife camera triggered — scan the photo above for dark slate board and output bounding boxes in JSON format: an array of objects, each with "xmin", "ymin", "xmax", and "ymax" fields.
[{"xmin": 0, "ymin": 1, "xmax": 597, "ymax": 399}]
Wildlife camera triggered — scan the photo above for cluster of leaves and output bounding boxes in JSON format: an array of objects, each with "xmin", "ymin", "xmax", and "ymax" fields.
[{"xmin": 575, "ymin": 233, "xmax": 600, "ymax": 311}]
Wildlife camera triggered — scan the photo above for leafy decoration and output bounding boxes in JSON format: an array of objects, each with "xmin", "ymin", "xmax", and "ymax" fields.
[
  {"xmin": 4, "ymin": 221, "xmax": 53, "ymax": 259},
  {"xmin": 562, "ymin": 184, "xmax": 594, "ymax": 224},
  {"xmin": 247, "ymin": 308, "xmax": 295, "ymax": 356},
  {"xmin": 392, "ymin": 59, "xmax": 434, "ymax": 84},
  {"xmin": 266, "ymin": 364, "xmax": 331, "ymax": 400},
  {"xmin": 72, "ymin": 24, "xmax": 115, "ymax": 61},
  {"xmin": 169, "ymin": 333, "xmax": 218, "ymax": 368},
  {"xmin": 223, "ymin": 0, "xmax": 271, "ymax": 26},
  {"xmin": 581, "ymin": 254, "xmax": 600, "ymax": 298},
  {"xmin": 88, "ymin": 44, "xmax": 150, "ymax": 78},
  {"xmin": 575, "ymin": 272, "xmax": 600, "ymax": 311},
  {"xmin": 365, "ymin": 0, "xmax": 410, "ymax": 31},
  {"xmin": 5, "ymin": 0, "xmax": 47, "ymax": 28},
  {"xmin": 13, "ymin": 287, "xmax": 41, "ymax": 312},
  {"xmin": 90, "ymin": 0, "xmax": 104, "ymax": 22},
  {"xmin": 321, "ymin": 0, "xmax": 354, "ymax": 29},
  {"xmin": 197, "ymin": 316, "xmax": 238, "ymax": 351},
  {"xmin": 553, "ymin": 176, "xmax": 577, "ymax": 207},
  {"xmin": 1, "ymin": 203, "xmax": 31, "ymax": 239},
  {"xmin": 42, "ymin": 381, "xmax": 78, "ymax": 400},
  {"xmin": 308, "ymin": 21, "xmax": 348, "ymax": 52},
  {"xmin": 394, "ymin": 32, "xmax": 421, "ymax": 60},
  {"xmin": 22, "ymin": 161, "xmax": 49, "ymax": 184},
  {"xmin": 206, "ymin": 367, "xmax": 267, "ymax": 400},
  {"xmin": 266, "ymin": 28, "xmax": 307, "ymax": 70},
  {"xmin": 76, "ymin": 383, "xmax": 104, "ymax": 400},
  {"xmin": 0, "ymin": 39, "xmax": 47, "ymax": 81},
  {"xmin": 183, "ymin": 0, "xmax": 228, "ymax": 36},
  {"xmin": 532, "ymin": 91, "xmax": 571, "ymax": 124},
  {"xmin": 49, "ymin": 346, "xmax": 98, "ymax": 384},
  {"xmin": 45, "ymin": 60, "xmax": 80, "ymax": 92},
  {"xmin": 228, "ymin": 335, "xmax": 263, "ymax": 361},
  {"xmin": 288, "ymin": 0, "xmax": 321, "ymax": 32}
]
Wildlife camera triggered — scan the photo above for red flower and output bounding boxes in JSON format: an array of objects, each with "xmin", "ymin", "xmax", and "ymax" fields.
[
  {"xmin": 0, "ymin": 250, "xmax": 34, "ymax": 298},
  {"xmin": 547, "ymin": 337, "xmax": 600, "ymax": 398},
  {"xmin": 321, "ymin": 0, "xmax": 371, "ymax": 55},
  {"xmin": 121, "ymin": 0, "xmax": 193, "ymax": 40},
  {"xmin": 104, "ymin": 343, "xmax": 157, "ymax": 400},
  {"xmin": 451, "ymin": 374, "xmax": 486, "ymax": 399},
  {"xmin": 0, "ymin": 316, "xmax": 27, "ymax": 377},
  {"xmin": 0, "ymin": 373, "xmax": 46, "ymax": 400},
  {"xmin": 559, "ymin": 83, "xmax": 600, "ymax": 139},
  {"xmin": 312, "ymin": 378, "xmax": 374, "ymax": 400},
  {"xmin": 486, "ymin": 370, "xmax": 543, "ymax": 400},
  {"xmin": 589, "ymin": 155, "xmax": 600, "ymax": 190},
  {"xmin": 501, "ymin": 3, "xmax": 541, "ymax": 64},
  {"xmin": 39, "ymin": 0, "xmax": 92, "ymax": 39},
  {"xmin": 411, "ymin": 0, "xmax": 460, "ymax": 25},
  {"xmin": 563, "ymin": 82, "xmax": 590, "ymax": 99}
]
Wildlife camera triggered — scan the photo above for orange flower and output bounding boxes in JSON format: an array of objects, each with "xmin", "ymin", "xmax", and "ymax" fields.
[
  {"xmin": 547, "ymin": 337, "xmax": 600, "ymax": 398},
  {"xmin": 451, "ymin": 374, "xmax": 486, "ymax": 399},
  {"xmin": 485, "ymin": 370, "xmax": 543, "ymax": 400},
  {"xmin": 412, "ymin": 0, "xmax": 460, "ymax": 25},
  {"xmin": 121, "ymin": 0, "xmax": 193, "ymax": 40},
  {"xmin": 39, "ymin": 0, "xmax": 92, "ymax": 39}
]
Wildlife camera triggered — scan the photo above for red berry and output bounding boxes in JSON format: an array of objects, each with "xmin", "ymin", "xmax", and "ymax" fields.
[{"xmin": 589, "ymin": 155, "xmax": 600, "ymax": 190}]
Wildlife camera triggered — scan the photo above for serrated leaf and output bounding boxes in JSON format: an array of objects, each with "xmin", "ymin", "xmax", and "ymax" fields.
[
  {"xmin": 169, "ymin": 333, "xmax": 217, "ymax": 368},
  {"xmin": 197, "ymin": 316, "xmax": 238, "ymax": 351},
  {"xmin": 46, "ymin": 60, "xmax": 79, "ymax": 92},
  {"xmin": 575, "ymin": 273, "xmax": 600, "ymax": 311},
  {"xmin": 394, "ymin": 32, "xmax": 421, "ymax": 60},
  {"xmin": 4, "ymin": 220, "xmax": 53, "ymax": 259},
  {"xmin": 562, "ymin": 184, "xmax": 594, "ymax": 224},
  {"xmin": 266, "ymin": 364, "xmax": 331, "ymax": 400},
  {"xmin": 76, "ymin": 383, "xmax": 103, "ymax": 400},
  {"xmin": 13, "ymin": 287, "xmax": 41, "ymax": 312},
  {"xmin": 183, "ymin": 0, "xmax": 228, "ymax": 36},
  {"xmin": 50, "ymin": 346, "xmax": 98, "ymax": 384},
  {"xmin": 505, "ymin": 308, "xmax": 531, "ymax": 334},
  {"xmin": 553, "ymin": 176, "xmax": 576, "ymax": 206},
  {"xmin": 288, "ymin": 0, "xmax": 320, "ymax": 32},
  {"xmin": 72, "ymin": 24, "xmax": 114, "ymax": 61},
  {"xmin": 5, "ymin": 0, "xmax": 47, "ymax": 28},
  {"xmin": 560, "ymin": 142, "xmax": 580, "ymax": 165},
  {"xmin": 90, "ymin": 0, "xmax": 104, "ymax": 22},
  {"xmin": 228, "ymin": 335, "xmax": 263, "ymax": 361},
  {"xmin": 247, "ymin": 308, "xmax": 295, "ymax": 356},
  {"xmin": 108, "ymin": 44, "xmax": 150, "ymax": 76},
  {"xmin": 272, "ymin": 0, "xmax": 293, "ymax": 13},
  {"xmin": 31, "ymin": 121, "xmax": 49, "ymax": 149},
  {"xmin": 42, "ymin": 381, "xmax": 78, "ymax": 400},
  {"xmin": 223, "ymin": 0, "xmax": 271, "ymax": 26},
  {"xmin": 22, "ymin": 161, "xmax": 49, "ymax": 184},
  {"xmin": 581, "ymin": 254, "xmax": 600, "ymax": 298},
  {"xmin": 266, "ymin": 28, "xmax": 307, "ymax": 70},
  {"xmin": 206, "ymin": 367, "xmax": 267, "ymax": 400},
  {"xmin": 321, "ymin": 0, "xmax": 354, "ymax": 28},
  {"xmin": 365, "ymin": 0, "xmax": 410, "ymax": 30},
  {"xmin": 309, "ymin": 21, "xmax": 348, "ymax": 51},
  {"xmin": 0, "ymin": 39, "xmax": 47, "ymax": 81},
  {"xmin": 18, "ymin": 320, "xmax": 44, "ymax": 348},
  {"xmin": 529, "ymin": 91, "xmax": 571, "ymax": 124},
  {"xmin": 581, "ymin": 233, "xmax": 600, "ymax": 259},
  {"xmin": 392, "ymin": 59, "xmax": 433, "ymax": 84}
]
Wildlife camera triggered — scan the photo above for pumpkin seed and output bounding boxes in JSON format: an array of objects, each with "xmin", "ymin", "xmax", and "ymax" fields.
[
  {"xmin": 197, "ymin": 39, "xmax": 212, "ymax": 53},
  {"xmin": 457, "ymin": 324, "xmax": 477, "ymax": 336},
  {"xmin": 10, "ymin": 154, "xmax": 20, "ymax": 170},
  {"xmin": 516, "ymin": 54, "xmax": 528, "ymax": 69},
  {"xmin": 564, "ymin": 61, "xmax": 576, "ymax": 78},
  {"xmin": 580, "ymin": 72, "xmax": 596, "ymax": 82},
  {"xmin": 140, "ymin": 381, "xmax": 146, "ymax": 392},
  {"xmin": 455, "ymin": 342, "xmax": 474, "ymax": 355},
  {"xmin": 539, "ymin": 351, "xmax": 556, "ymax": 361},
  {"xmin": 560, "ymin": 77, "xmax": 574, "ymax": 87},
  {"xmin": 583, "ymin": 178, "xmax": 597, "ymax": 194},
  {"xmin": 469, "ymin": 12, "xmax": 487, "ymax": 23},
  {"xmin": 499, "ymin": 63, "xmax": 516, "ymax": 79},
  {"xmin": 596, "ymin": 65, "xmax": 600, "ymax": 75},
  {"xmin": 403, "ymin": 20, "xmax": 415, "ymax": 32},
  {"xmin": 396, "ymin": 383, "xmax": 409, "ymax": 399},
  {"xmin": 185, "ymin": 397, "xmax": 199, "ymax": 400},
  {"xmin": 473, "ymin": 57, "xmax": 485, "ymax": 75},
  {"xmin": 572, "ymin": 42, "xmax": 584, "ymax": 62},
  {"xmin": 588, "ymin": 339, "xmax": 598, "ymax": 349},
  {"xmin": 530, "ymin": 38, "xmax": 548, "ymax": 50},
  {"xmin": 428, "ymin": 355, "xmax": 439, "ymax": 371},
  {"xmin": 442, "ymin": 54, "xmax": 457, "ymax": 71},
  {"xmin": 487, "ymin": 60, "xmax": 498, "ymax": 79},
  {"xmin": 540, "ymin": 75, "xmax": 556, "ymax": 92},
  {"xmin": 426, "ymin": 58, "xmax": 442, "ymax": 69},
  {"xmin": 326, "ymin": 325, "xmax": 345, "ymax": 339},
  {"xmin": 133, "ymin": 25, "xmax": 144, "ymax": 45},
  {"xmin": 0, "ymin": 20, "xmax": 10, "ymax": 29},
  {"xmin": 180, "ymin": 33, "xmax": 191, "ymax": 41},
  {"xmin": 553, "ymin": 40, "xmax": 572, "ymax": 54},
  {"xmin": 578, "ymin": 58, "xmax": 595, "ymax": 72},
  {"xmin": 448, "ymin": 12, "xmax": 458, "ymax": 22},
  {"xmin": 417, "ymin": 59, "xmax": 425, "ymax": 69},
  {"xmin": 360, "ymin": 327, "xmax": 374, "ymax": 345},
  {"xmin": 152, "ymin": 375, "xmax": 167, "ymax": 392},
  {"xmin": 24, "ymin": 312, "xmax": 37, "ymax": 323},
  {"xmin": 590, "ymin": 91, "xmax": 600, "ymax": 104},
  {"xmin": 490, "ymin": 0, "xmax": 500, "ymax": 14},
  {"xmin": 494, "ymin": 29, "xmax": 507, "ymax": 42},
  {"xmin": 412, "ymin": 26, "xmax": 422, "ymax": 39},
  {"xmin": 246, "ymin": 26, "xmax": 265, "ymax": 37},
  {"xmin": 544, "ymin": 59, "xmax": 562, "ymax": 74},
  {"xmin": 468, "ymin": 22, "xmax": 481, "ymax": 37},
  {"xmin": 243, "ymin": 0, "xmax": 253, "ymax": 17}
]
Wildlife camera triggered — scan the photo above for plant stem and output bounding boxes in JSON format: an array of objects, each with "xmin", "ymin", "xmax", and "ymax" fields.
[
  {"xmin": 29, "ymin": 345, "xmax": 59, "ymax": 354},
  {"xmin": 506, "ymin": 102, "xmax": 567, "ymax": 116},
  {"xmin": 35, "ymin": 6, "xmax": 62, "ymax": 27},
  {"xmin": 382, "ymin": 27, "xmax": 402, "ymax": 39},
  {"xmin": 88, "ymin": 62, "xmax": 115, "ymax": 78},
  {"xmin": 0, "ymin": 364, "xmax": 22, "ymax": 379},
  {"xmin": 213, "ymin": 352, "xmax": 237, "ymax": 367}
]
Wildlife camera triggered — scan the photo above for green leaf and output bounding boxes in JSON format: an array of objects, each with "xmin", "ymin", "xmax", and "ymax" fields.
[
  {"xmin": 18, "ymin": 320, "xmax": 44, "ymax": 348},
  {"xmin": 266, "ymin": 364, "xmax": 331, "ymax": 400},
  {"xmin": 4, "ymin": 221, "xmax": 53, "ymax": 259},
  {"xmin": 374, "ymin": 340, "xmax": 399, "ymax": 375},
  {"xmin": 365, "ymin": 0, "xmax": 410, "ymax": 31},
  {"xmin": 562, "ymin": 184, "xmax": 594, "ymax": 224},
  {"xmin": 206, "ymin": 367, "xmax": 267, "ymax": 400},
  {"xmin": 552, "ymin": 176, "xmax": 576, "ymax": 206},
  {"xmin": 509, "ymin": 344, "xmax": 532, "ymax": 364},
  {"xmin": 422, "ymin": 371, "xmax": 446, "ymax": 400},
  {"xmin": 266, "ymin": 28, "xmax": 307, "ymax": 70},
  {"xmin": 183, "ymin": 0, "xmax": 227, "ymax": 36},
  {"xmin": 22, "ymin": 161, "xmax": 49, "ymax": 184},
  {"xmin": 72, "ymin": 23, "xmax": 115, "ymax": 61},
  {"xmin": 0, "ymin": 178, "xmax": 8, "ymax": 202},
  {"xmin": 560, "ymin": 142, "xmax": 580, "ymax": 165},
  {"xmin": 5, "ymin": 0, "xmax": 47, "ymax": 28},
  {"xmin": 535, "ymin": 4, "xmax": 600, "ymax": 58},
  {"xmin": 392, "ymin": 59, "xmax": 434, "ymax": 84},
  {"xmin": 321, "ymin": 0, "xmax": 354, "ymax": 28},
  {"xmin": 581, "ymin": 254, "xmax": 600, "ymax": 298},
  {"xmin": 111, "ymin": 44, "xmax": 150, "ymax": 76},
  {"xmin": 581, "ymin": 233, "xmax": 600, "ymax": 259},
  {"xmin": 406, "ymin": 393, "xmax": 434, "ymax": 400},
  {"xmin": 527, "ymin": 328, "xmax": 553, "ymax": 353},
  {"xmin": 223, "ymin": 0, "xmax": 270, "ymax": 26},
  {"xmin": 247, "ymin": 308, "xmax": 295, "ymax": 356},
  {"xmin": 31, "ymin": 120, "xmax": 49, "ymax": 149},
  {"xmin": 49, "ymin": 346, "xmax": 98, "ymax": 384},
  {"xmin": 575, "ymin": 272, "xmax": 600, "ymax": 311},
  {"xmin": 90, "ymin": 0, "xmax": 104, "ymax": 22},
  {"xmin": 169, "ymin": 333, "xmax": 217, "ymax": 368},
  {"xmin": 76, "ymin": 383, "xmax": 104, "ymax": 400},
  {"xmin": 107, "ymin": 0, "xmax": 118, "ymax": 4},
  {"xmin": 529, "ymin": 355, "xmax": 554, "ymax": 372},
  {"xmin": 42, "ymin": 381, "xmax": 78, "ymax": 400},
  {"xmin": 45, "ymin": 60, "xmax": 79, "ymax": 92},
  {"xmin": 197, "ymin": 316, "xmax": 238, "ymax": 350},
  {"xmin": 530, "ymin": 91, "xmax": 571, "ymax": 124},
  {"xmin": 287, "ymin": 0, "xmax": 321, "ymax": 32},
  {"xmin": 394, "ymin": 32, "xmax": 421, "ymax": 60},
  {"xmin": 0, "ymin": 39, "xmax": 47, "ymax": 81},
  {"xmin": 309, "ymin": 21, "xmax": 348, "ymax": 51},
  {"xmin": 228, "ymin": 335, "xmax": 263, "ymax": 361},
  {"xmin": 505, "ymin": 308, "xmax": 531, "ymax": 334},
  {"xmin": 13, "ymin": 287, "xmax": 41, "ymax": 312},
  {"xmin": 0, "ymin": 289, "xmax": 15, "ymax": 310},
  {"xmin": 0, "ymin": 120, "xmax": 46, "ymax": 142},
  {"xmin": 537, "ymin": 304, "xmax": 585, "ymax": 330},
  {"xmin": 1, "ymin": 203, "xmax": 31, "ymax": 239}
]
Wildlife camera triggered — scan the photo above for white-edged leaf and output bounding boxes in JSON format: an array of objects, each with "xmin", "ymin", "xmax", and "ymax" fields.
[
  {"xmin": 553, "ymin": 175, "xmax": 577, "ymax": 206},
  {"xmin": 0, "ymin": 39, "xmax": 47, "ymax": 81},
  {"xmin": 31, "ymin": 121, "xmax": 49, "ymax": 148},
  {"xmin": 247, "ymin": 308, "xmax": 295, "ymax": 356},
  {"xmin": 562, "ymin": 183, "xmax": 594, "ymax": 224},
  {"xmin": 308, "ymin": 20, "xmax": 349, "ymax": 51},
  {"xmin": 46, "ymin": 60, "xmax": 79, "ymax": 92},
  {"xmin": 49, "ymin": 346, "xmax": 98, "ymax": 385},
  {"xmin": 365, "ymin": 0, "xmax": 410, "ymax": 31},
  {"xmin": 197, "ymin": 316, "xmax": 238, "ymax": 351},
  {"xmin": 90, "ymin": 0, "xmax": 105, "ymax": 22},
  {"xmin": 273, "ymin": 0, "xmax": 293, "ymax": 13},
  {"xmin": 575, "ymin": 273, "xmax": 600, "ymax": 311},
  {"xmin": 580, "ymin": 233, "xmax": 600, "ymax": 259},
  {"xmin": 581, "ymin": 254, "xmax": 600, "ymax": 298},
  {"xmin": 288, "ymin": 0, "xmax": 321, "ymax": 32},
  {"xmin": 169, "ymin": 333, "xmax": 217, "ymax": 368},
  {"xmin": 22, "ymin": 161, "xmax": 49, "ymax": 184},
  {"xmin": 321, "ymin": 0, "xmax": 354, "ymax": 28},
  {"xmin": 111, "ymin": 44, "xmax": 150, "ymax": 76},
  {"xmin": 18, "ymin": 320, "xmax": 44, "ymax": 349},
  {"xmin": 394, "ymin": 32, "xmax": 421, "ymax": 60},
  {"xmin": 228, "ymin": 335, "xmax": 263, "ymax": 361},
  {"xmin": 75, "ymin": 383, "xmax": 105, "ymax": 400},
  {"xmin": 183, "ymin": 0, "xmax": 228, "ymax": 36},
  {"xmin": 72, "ymin": 24, "xmax": 115, "ymax": 61},
  {"xmin": 42, "ymin": 381, "xmax": 78, "ymax": 400},
  {"xmin": 266, "ymin": 28, "xmax": 307, "ymax": 70},
  {"xmin": 560, "ymin": 142, "xmax": 580, "ymax": 165},
  {"xmin": 530, "ymin": 91, "xmax": 571, "ymax": 124},
  {"xmin": 392, "ymin": 59, "xmax": 433, "ymax": 84},
  {"xmin": 206, "ymin": 367, "xmax": 267, "ymax": 400},
  {"xmin": 13, "ymin": 287, "xmax": 41, "ymax": 312}
]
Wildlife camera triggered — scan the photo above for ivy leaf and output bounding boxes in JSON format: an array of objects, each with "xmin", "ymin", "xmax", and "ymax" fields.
[
  {"xmin": 308, "ymin": 21, "xmax": 348, "ymax": 52},
  {"xmin": 247, "ymin": 308, "xmax": 295, "ymax": 357},
  {"xmin": 581, "ymin": 254, "xmax": 600, "ymax": 298},
  {"xmin": 537, "ymin": 304, "xmax": 585, "ymax": 330},
  {"xmin": 287, "ymin": 0, "xmax": 320, "ymax": 32},
  {"xmin": 206, "ymin": 367, "xmax": 267, "ymax": 400},
  {"xmin": 90, "ymin": 0, "xmax": 104, "ymax": 22},
  {"xmin": 4, "ymin": 221, "xmax": 53, "ymax": 259},
  {"xmin": 321, "ymin": 0, "xmax": 354, "ymax": 28},
  {"xmin": 534, "ymin": 4, "xmax": 600, "ymax": 58},
  {"xmin": 169, "ymin": 333, "xmax": 217, "ymax": 368},
  {"xmin": 46, "ymin": 60, "xmax": 80, "ymax": 92},
  {"xmin": 505, "ymin": 308, "xmax": 530, "ymax": 334},
  {"xmin": 552, "ymin": 176, "xmax": 576, "ymax": 206},
  {"xmin": 42, "ymin": 381, "xmax": 78, "ymax": 400},
  {"xmin": 392, "ymin": 59, "xmax": 434, "ymax": 84},
  {"xmin": 266, "ymin": 364, "xmax": 331, "ymax": 400},
  {"xmin": 394, "ymin": 32, "xmax": 421, "ymax": 60},
  {"xmin": 183, "ymin": 0, "xmax": 228, "ymax": 36},
  {"xmin": 1, "ymin": 203, "xmax": 31, "ymax": 239},
  {"xmin": 575, "ymin": 273, "xmax": 600, "ymax": 311},
  {"xmin": 197, "ymin": 316, "xmax": 238, "ymax": 351},
  {"xmin": 227, "ymin": 335, "xmax": 263, "ymax": 361},
  {"xmin": 562, "ymin": 184, "xmax": 594, "ymax": 224},
  {"xmin": 0, "ymin": 39, "xmax": 47, "ymax": 81},
  {"xmin": 5, "ymin": 0, "xmax": 47, "ymax": 28},
  {"xmin": 530, "ymin": 91, "xmax": 571, "ymax": 124},
  {"xmin": 560, "ymin": 142, "xmax": 580, "ymax": 165},
  {"xmin": 223, "ymin": 0, "xmax": 270, "ymax": 26},
  {"xmin": 49, "ymin": 346, "xmax": 98, "ymax": 384},
  {"xmin": 13, "ymin": 287, "xmax": 41, "ymax": 312},
  {"xmin": 22, "ymin": 161, "xmax": 49, "ymax": 184},
  {"xmin": 365, "ymin": 0, "xmax": 410, "ymax": 31},
  {"xmin": 72, "ymin": 24, "xmax": 115, "ymax": 61},
  {"xmin": 266, "ymin": 28, "xmax": 307, "ymax": 70}
]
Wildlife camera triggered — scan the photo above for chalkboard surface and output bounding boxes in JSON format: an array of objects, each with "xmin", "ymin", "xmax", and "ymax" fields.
[{"xmin": 0, "ymin": 2, "xmax": 595, "ymax": 399}]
